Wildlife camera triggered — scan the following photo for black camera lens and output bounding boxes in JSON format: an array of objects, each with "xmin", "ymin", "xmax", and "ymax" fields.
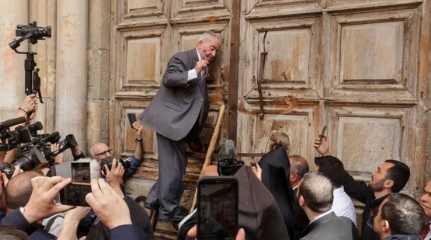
[{"xmin": 27, "ymin": 121, "xmax": 43, "ymax": 135}]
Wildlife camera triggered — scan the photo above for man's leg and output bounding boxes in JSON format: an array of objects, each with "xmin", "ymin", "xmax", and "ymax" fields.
[
  {"xmin": 155, "ymin": 133, "xmax": 187, "ymax": 220},
  {"xmin": 145, "ymin": 181, "xmax": 159, "ymax": 210}
]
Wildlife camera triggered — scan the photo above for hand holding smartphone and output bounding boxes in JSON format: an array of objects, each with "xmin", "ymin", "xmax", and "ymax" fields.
[
  {"xmin": 198, "ymin": 177, "xmax": 239, "ymax": 240},
  {"xmin": 127, "ymin": 113, "xmax": 137, "ymax": 129},
  {"xmin": 55, "ymin": 158, "xmax": 100, "ymax": 206}
]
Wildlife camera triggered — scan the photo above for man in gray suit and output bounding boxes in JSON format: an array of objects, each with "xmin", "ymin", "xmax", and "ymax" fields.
[
  {"xmin": 139, "ymin": 32, "xmax": 222, "ymax": 222},
  {"xmin": 298, "ymin": 172, "xmax": 359, "ymax": 240}
]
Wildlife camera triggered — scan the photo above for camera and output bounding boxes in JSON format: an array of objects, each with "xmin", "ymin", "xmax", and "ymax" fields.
[
  {"xmin": 100, "ymin": 157, "xmax": 131, "ymax": 175},
  {"xmin": 16, "ymin": 22, "xmax": 51, "ymax": 44},
  {"xmin": 0, "ymin": 117, "xmax": 80, "ymax": 171},
  {"xmin": 13, "ymin": 130, "xmax": 61, "ymax": 171},
  {"xmin": 216, "ymin": 139, "xmax": 243, "ymax": 176},
  {"xmin": 58, "ymin": 134, "xmax": 78, "ymax": 152},
  {"xmin": 54, "ymin": 158, "xmax": 100, "ymax": 206}
]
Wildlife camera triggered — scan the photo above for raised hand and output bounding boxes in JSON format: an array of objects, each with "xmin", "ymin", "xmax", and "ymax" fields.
[
  {"xmin": 85, "ymin": 178, "xmax": 131, "ymax": 229},
  {"xmin": 314, "ymin": 135, "xmax": 329, "ymax": 156},
  {"xmin": 23, "ymin": 176, "xmax": 73, "ymax": 223},
  {"xmin": 194, "ymin": 59, "xmax": 209, "ymax": 73}
]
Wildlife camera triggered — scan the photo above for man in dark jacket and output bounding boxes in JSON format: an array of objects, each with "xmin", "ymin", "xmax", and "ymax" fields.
[
  {"xmin": 314, "ymin": 136, "xmax": 411, "ymax": 240},
  {"xmin": 373, "ymin": 193, "xmax": 425, "ymax": 240}
]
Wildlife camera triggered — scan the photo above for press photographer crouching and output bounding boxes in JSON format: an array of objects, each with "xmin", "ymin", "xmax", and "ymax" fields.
[{"xmin": 89, "ymin": 123, "xmax": 145, "ymax": 181}]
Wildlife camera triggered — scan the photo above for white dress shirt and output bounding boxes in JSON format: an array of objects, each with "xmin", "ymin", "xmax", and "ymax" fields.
[
  {"xmin": 332, "ymin": 186, "xmax": 357, "ymax": 225},
  {"xmin": 187, "ymin": 49, "xmax": 202, "ymax": 80}
]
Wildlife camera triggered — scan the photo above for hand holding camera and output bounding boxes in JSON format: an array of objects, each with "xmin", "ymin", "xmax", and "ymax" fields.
[
  {"xmin": 16, "ymin": 94, "xmax": 37, "ymax": 121},
  {"xmin": 102, "ymin": 158, "xmax": 125, "ymax": 195}
]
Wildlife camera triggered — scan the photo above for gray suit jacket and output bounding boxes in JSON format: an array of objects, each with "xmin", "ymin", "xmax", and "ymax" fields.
[
  {"xmin": 140, "ymin": 49, "xmax": 208, "ymax": 141},
  {"xmin": 300, "ymin": 212, "xmax": 359, "ymax": 240}
]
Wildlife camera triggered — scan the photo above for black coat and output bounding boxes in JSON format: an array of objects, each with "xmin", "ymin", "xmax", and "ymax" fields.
[{"xmin": 259, "ymin": 146, "xmax": 308, "ymax": 239}]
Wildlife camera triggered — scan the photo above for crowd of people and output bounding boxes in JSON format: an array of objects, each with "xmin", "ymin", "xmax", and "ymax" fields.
[{"xmin": 0, "ymin": 31, "xmax": 429, "ymax": 240}]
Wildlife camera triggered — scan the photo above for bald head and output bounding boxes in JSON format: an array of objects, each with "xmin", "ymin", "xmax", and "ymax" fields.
[
  {"xmin": 90, "ymin": 143, "xmax": 111, "ymax": 161},
  {"xmin": 6, "ymin": 171, "xmax": 42, "ymax": 209},
  {"xmin": 299, "ymin": 172, "xmax": 334, "ymax": 213}
]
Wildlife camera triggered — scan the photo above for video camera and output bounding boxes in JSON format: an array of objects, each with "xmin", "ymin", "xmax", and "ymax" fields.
[
  {"xmin": 9, "ymin": 22, "xmax": 51, "ymax": 49},
  {"xmin": 0, "ymin": 116, "xmax": 80, "ymax": 174},
  {"xmin": 9, "ymin": 22, "xmax": 52, "ymax": 103}
]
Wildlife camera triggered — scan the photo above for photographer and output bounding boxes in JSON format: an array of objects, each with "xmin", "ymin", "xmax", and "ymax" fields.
[
  {"xmin": 89, "ymin": 124, "xmax": 144, "ymax": 179},
  {"xmin": 2, "ymin": 94, "xmax": 38, "ymax": 164},
  {"xmin": 85, "ymin": 157, "xmax": 153, "ymax": 240}
]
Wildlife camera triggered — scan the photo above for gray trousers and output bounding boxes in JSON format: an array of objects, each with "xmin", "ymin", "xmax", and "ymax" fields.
[{"xmin": 146, "ymin": 133, "xmax": 188, "ymax": 218}]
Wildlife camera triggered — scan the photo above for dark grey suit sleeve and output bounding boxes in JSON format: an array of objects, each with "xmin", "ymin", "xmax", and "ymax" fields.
[
  {"xmin": 163, "ymin": 55, "xmax": 196, "ymax": 88},
  {"xmin": 110, "ymin": 224, "xmax": 140, "ymax": 240},
  {"xmin": 1, "ymin": 209, "xmax": 56, "ymax": 240},
  {"xmin": 1, "ymin": 209, "xmax": 35, "ymax": 233}
]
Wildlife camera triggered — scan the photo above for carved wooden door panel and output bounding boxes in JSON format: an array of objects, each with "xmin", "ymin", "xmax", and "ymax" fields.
[{"xmin": 237, "ymin": 0, "xmax": 431, "ymax": 199}]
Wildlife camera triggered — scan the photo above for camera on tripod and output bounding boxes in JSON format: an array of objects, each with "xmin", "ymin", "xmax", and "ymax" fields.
[
  {"xmin": 16, "ymin": 22, "xmax": 51, "ymax": 39},
  {"xmin": 9, "ymin": 22, "xmax": 51, "ymax": 49},
  {"xmin": 9, "ymin": 21, "xmax": 52, "ymax": 104}
]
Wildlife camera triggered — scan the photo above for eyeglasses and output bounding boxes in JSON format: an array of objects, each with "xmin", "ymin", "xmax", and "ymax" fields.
[{"xmin": 94, "ymin": 149, "xmax": 112, "ymax": 157}]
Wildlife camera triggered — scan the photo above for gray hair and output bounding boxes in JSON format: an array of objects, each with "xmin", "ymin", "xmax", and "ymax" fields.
[
  {"xmin": 198, "ymin": 31, "xmax": 221, "ymax": 43},
  {"xmin": 299, "ymin": 172, "xmax": 334, "ymax": 213}
]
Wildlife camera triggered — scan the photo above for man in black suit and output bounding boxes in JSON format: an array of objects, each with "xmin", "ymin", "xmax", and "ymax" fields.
[
  {"xmin": 140, "ymin": 32, "xmax": 222, "ymax": 222},
  {"xmin": 298, "ymin": 172, "xmax": 358, "ymax": 240}
]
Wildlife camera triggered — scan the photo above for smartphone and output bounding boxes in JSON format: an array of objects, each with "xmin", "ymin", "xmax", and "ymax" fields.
[
  {"xmin": 197, "ymin": 177, "xmax": 238, "ymax": 240},
  {"xmin": 320, "ymin": 125, "xmax": 327, "ymax": 138},
  {"xmin": 127, "ymin": 113, "xmax": 137, "ymax": 128},
  {"xmin": 56, "ymin": 158, "xmax": 100, "ymax": 206}
]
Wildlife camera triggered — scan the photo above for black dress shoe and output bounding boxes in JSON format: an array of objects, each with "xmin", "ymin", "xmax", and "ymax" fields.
[{"xmin": 158, "ymin": 206, "xmax": 188, "ymax": 223}]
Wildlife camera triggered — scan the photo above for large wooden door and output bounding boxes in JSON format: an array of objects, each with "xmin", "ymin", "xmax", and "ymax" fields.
[
  {"xmin": 237, "ymin": 0, "xmax": 431, "ymax": 213},
  {"xmin": 110, "ymin": 0, "xmax": 431, "ymax": 237}
]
